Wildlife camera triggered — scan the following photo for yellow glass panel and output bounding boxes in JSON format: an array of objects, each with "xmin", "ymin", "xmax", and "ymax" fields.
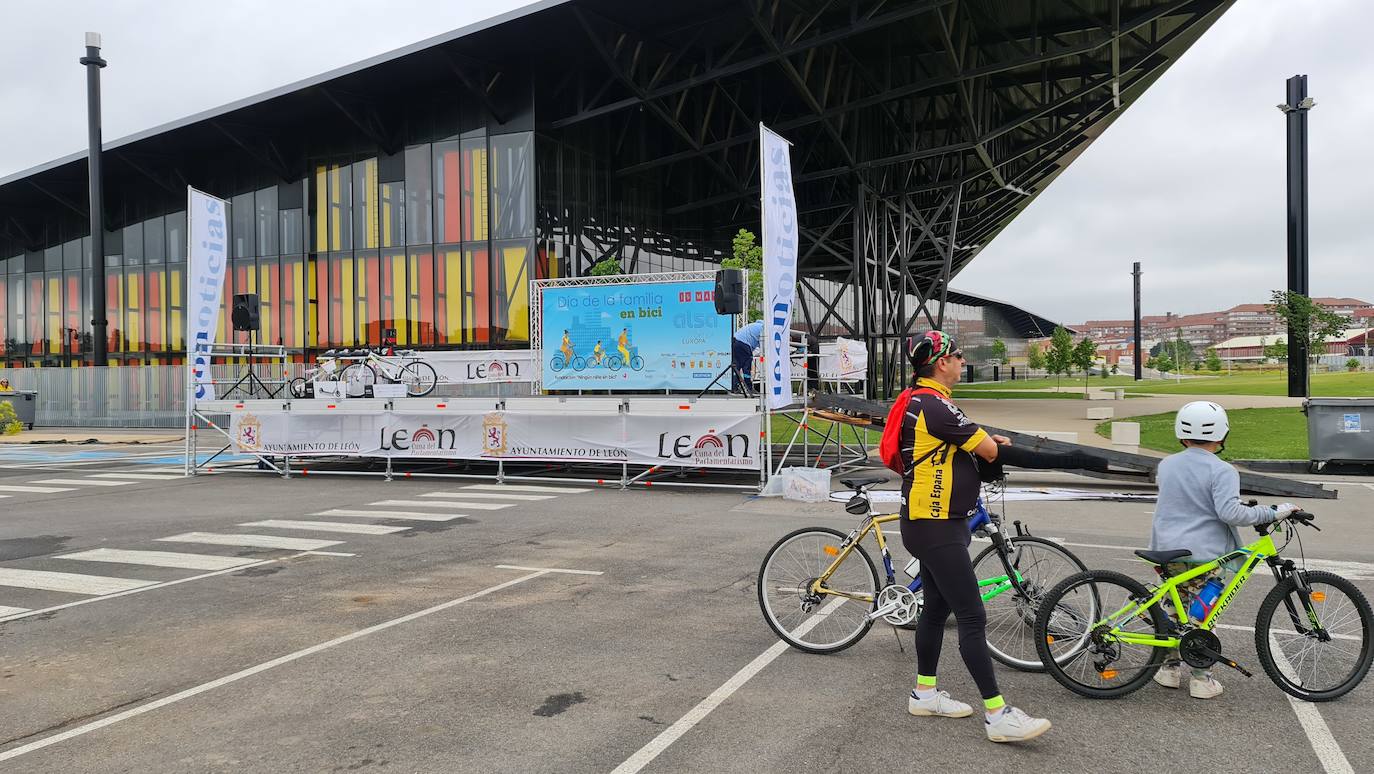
[
  {"xmin": 170, "ymin": 267, "xmax": 184, "ymax": 349},
  {"xmin": 125, "ymin": 273, "xmax": 141, "ymax": 353},
  {"xmin": 443, "ymin": 249, "xmax": 462, "ymax": 345},
  {"xmin": 364, "ymin": 159, "xmax": 379, "ymax": 249},
  {"xmin": 47, "ymin": 277, "xmax": 61, "ymax": 354},
  {"xmin": 307, "ymin": 259, "xmax": 318, "ymax": 348},
  {"xmin": 390, "ymin": 253, "xmax": 408, "ymax": 345},
  {"xmin": 330, "ymin": 166, "xmax": 343, "ymax": 251},
  {"xmin": 502, "ymin": 244, "xmax": 529, "ymax": 342},
  {"xmin": 339, "ymin": 256, "xmax": 355, "ymax": 347}
]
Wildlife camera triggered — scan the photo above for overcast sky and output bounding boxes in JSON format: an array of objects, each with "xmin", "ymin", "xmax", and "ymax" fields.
[{"xmin": 2, "ymin": 1, "xmax": 1368, "ymax": 325}]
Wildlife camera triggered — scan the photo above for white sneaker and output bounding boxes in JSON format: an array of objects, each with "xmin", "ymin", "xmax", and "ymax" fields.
[
  {"xmin": 985, "ymin": 707, "xmax": 1051, "ymax": 743},
  {"xmin": 1153, "ymin": 664, "xmax": 1181, "ymax": 689},
  {"xmin": 908, "ymin": 690, "xmax": 973, "ymax": 718},
  {"xmin": 1190, "ymin": 674, "xmax": 1224, "ymax": 699}
]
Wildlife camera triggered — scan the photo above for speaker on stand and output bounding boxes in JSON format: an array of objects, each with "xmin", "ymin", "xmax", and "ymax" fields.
[
  {"xmin": 228, "ymin": 293, "xmax": 273, "ymax": 397},
  {"xmin": 699, "ymin": 269, "xmax": 751, "ymax": 398}
]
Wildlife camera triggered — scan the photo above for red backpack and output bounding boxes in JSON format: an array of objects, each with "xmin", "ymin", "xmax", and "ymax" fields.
[{"xmin": 878, "ymin": 387, "xmax": 943, "ymax": 474}]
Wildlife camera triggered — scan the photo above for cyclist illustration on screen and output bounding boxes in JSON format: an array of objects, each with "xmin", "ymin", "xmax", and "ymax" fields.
[
  {"xmin": 591, "ymin": 340, "xmax": 606, "ymax": 367},
  {"xmin": 617, "ymin": 327, "xmax": 631, "ymax": 363},
  {"xmin": 560, "ymin": 329, "xmax": 576, "ymax": 361}
]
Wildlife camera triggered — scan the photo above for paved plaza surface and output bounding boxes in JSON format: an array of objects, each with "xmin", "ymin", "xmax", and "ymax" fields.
[{"xmin": 0, "ymin": 444, "xmax": 1372, "ymax": 773}]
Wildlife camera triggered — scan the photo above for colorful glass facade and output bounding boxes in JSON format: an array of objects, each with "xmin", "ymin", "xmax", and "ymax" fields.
[{"xmin": 1, "ymin": 131, "xmax": 553, "ymax": 366}]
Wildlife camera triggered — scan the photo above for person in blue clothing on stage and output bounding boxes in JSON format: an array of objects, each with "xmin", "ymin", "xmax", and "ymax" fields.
[{"xmin": 732, "ymin": 320, "xmax": 764, "ymax": 393}]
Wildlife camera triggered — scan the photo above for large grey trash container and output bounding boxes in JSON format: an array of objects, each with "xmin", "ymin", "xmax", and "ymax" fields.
[
  {"xmin": 0, "ymin": 391, "xmax": 36, "ymax": 430},
  {"xmin": 1304, "ymin": 398, "xmax": 1374, "ymax": 467}
]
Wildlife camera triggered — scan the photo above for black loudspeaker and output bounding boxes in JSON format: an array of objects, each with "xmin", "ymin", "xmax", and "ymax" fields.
[
  {"xmin": 714, "ymin": 268, "xmax": 744, "ymax": 315},
  {"xmin": 231, "ymin": 293, "xmax": 260, "ymax": 333}
]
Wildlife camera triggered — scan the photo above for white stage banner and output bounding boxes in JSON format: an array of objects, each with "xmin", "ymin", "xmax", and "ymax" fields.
[
  {"xmin": 422, "ymin": 350, "xmax": 535, "ymax": 384},
  {"xmin": 228, "ymin": 407, "xmax": 761, "ymax": 470},
  {"xmin": 819, "ymin": 337, "xmax": 868, "ymax": 380},
  {"xmin": 186, "ymin": 188, "xmax": 230, "ymax": 403},
  {"xmin": 760, "ymin": 124, "xmax": 798, "ymax": 409}
]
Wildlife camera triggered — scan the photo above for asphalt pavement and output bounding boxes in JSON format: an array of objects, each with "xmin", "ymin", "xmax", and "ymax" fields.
[{"xmin": 1, "ymin": 447, "xmax": 1372, "ymax": 773}]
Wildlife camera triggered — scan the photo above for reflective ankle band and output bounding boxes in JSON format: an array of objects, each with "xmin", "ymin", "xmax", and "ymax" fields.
[
  {"xmin": 983, "ymin": 695, "xmax": 1006, "ymax": 711},
  {"xmin": 916, "ymin": 674, "xmax": 938, "ymax": 687}
]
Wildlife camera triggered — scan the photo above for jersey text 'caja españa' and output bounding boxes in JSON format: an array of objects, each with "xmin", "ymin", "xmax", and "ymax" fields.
[{"xmin": 899, "ymin": 378, "xmax": 989, "ymax": 520}]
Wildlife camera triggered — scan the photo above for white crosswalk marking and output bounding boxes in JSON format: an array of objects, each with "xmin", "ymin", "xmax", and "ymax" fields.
[
  {"xmin": 0, "ymin": 485, "xmax": 75, "ymax": 494},
  {"xmin": 312, "ymin": 509, "xmax": 467, "ymax": 522},
  {"xmin": 56, "ymin": 549, "xmax": 258, "ymax": 571},
  {"xmin": 0, "ymin": 568, "xmax": 158, "ymax": 595},
  {"xmin": 420, "ymin": 491, "xmax": 555, "ymax": 501},
  {"xmin": 157, "ymin": 532, "xmax": 343, "ymax": 551},
  {"xmin": 31, "ymin": 479, "xmax": 135, "ymax": 487},
  {"xmin": 370, "ymin": 499, "xmax": 512, "ymax": 511},
  {"xmin": 463, "ymin": 483, "xmax": 590, "ymax": 494},
  {"xmin": 0, "ymin": 606, "xmax": 31, "ymax": 616},
  {"xmin": 91, "ymin": 473, "xmax": 182, "ymax": 481},
  {"xmin": 239, "ymin": 520, "xmax": 409, "ymax": 535}
]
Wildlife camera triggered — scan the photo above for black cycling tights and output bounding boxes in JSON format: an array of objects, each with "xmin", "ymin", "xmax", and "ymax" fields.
[{"xmin": 899, "ymin": 517, "xmax": 1001, "ymax": 701}]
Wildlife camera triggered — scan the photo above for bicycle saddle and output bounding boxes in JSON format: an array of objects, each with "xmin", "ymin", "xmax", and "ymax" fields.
[
  {"xmin": 840, "ymin": 475, "xmax": 887, "ymax": 491},
  {"xmin": 1133, "ymin": 548, "xmax": 1192, "ymax": 565}
]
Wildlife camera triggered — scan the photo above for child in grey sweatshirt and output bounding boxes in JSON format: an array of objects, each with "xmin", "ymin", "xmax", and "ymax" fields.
[{"xmin": 1147, "ymin": 401, "xmax": 1296, "ymax": 699}]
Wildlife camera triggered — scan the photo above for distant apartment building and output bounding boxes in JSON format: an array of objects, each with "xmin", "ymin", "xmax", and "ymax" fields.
[{"xmin": 1071, "ymin": 297, "xmax": 1371, "ymax": 350}]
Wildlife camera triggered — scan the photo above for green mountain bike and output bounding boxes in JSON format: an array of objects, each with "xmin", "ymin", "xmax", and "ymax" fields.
[{"xmin": 1034, "ymin": 507, "xmax": 1374, "ymax": 702}]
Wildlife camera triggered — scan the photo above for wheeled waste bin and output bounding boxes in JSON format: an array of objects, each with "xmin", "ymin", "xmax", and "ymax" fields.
[{"xmin": 1304, "ymin": 398, "xmax": 1374, "ymax": 469}]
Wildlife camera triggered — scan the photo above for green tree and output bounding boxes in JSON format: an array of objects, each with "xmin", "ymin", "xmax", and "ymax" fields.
[
  {"xmin": 1269, "ymin": 291, "xmax": 1348, "ymax": 378},
  {"xmin": 1348, "ymin": 357, "xmax": 1362, "ymax": 372},
  {"xmin": 1168, "ymin": 331, "xmax": 1195, "ymax": 370},
  {"xmin": 1071, "ymin": 337, "xmax": 1097, "ymax": 395},
  {"xmin": 1152, "ymin": 354, "xmax": 1175, "ymax": 374},
  {"xmin": 721, "ymin": 228, "xmax": 764, "ymax": 322},
  {"xmin": 1205, "ymin": 347, "xmax": 1223, "ymax": 372},
  {"xmin": 990, "ymin": 339, "xmax": 1008, "ymax": 364},
  {"xmin": 1264, "ymin": 339, "xmax": 1289, "ymax": 365},
  {"xmin": 1026, "ymin": 343, "xmax": 1045, "ymax": 371},
  {"xmin": 589, "ymin": 256, "xmax": 623, "ymax": 276},
  {"xmin": 0, "ymin": 401, "xmax": 20, "ymax": 436},
  {"xmin": 1046, "ymin": 326, "xmax": 1075, "ymax": 387}
]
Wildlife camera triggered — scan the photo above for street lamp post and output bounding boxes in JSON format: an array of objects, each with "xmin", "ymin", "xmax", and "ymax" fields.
[
  {"xmin": 1279, "ymin": 74, "xmax": 1315, "ymax": 398},
  {"xmin": 81, "ymin": 32, "xmax": 109, "ymax": 367}
]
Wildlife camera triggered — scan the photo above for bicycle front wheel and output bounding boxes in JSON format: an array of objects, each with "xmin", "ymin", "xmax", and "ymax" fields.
[
  {"xmin": 758, "ymin": 527, "xmax": 878, "ymax": 654},
  {"xmin": 1255, "ymin": 570, "xmax": 1374, "ymax": 702},
  {"xmin": 287, "ymin": 377, "xmax": 308, "ymax": 398},
  {"xmin": 399, "ymin": 361, "xmax": 438, "ymax": 397},
  {"xmin": 339, "ymin": 363, "xmax": 377, "ymax": 396},
  {"xmin": 1035, "ymin": 570, "xmax": 1170, "ymax": 699},
  {"xmin": 972, "ymin": 535, "xmax": 1087, "ymax": 672}
]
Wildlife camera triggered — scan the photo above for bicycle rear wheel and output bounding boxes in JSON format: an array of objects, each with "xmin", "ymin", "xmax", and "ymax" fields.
[
  {"xmin": 1035, "ymin": 570, "xmax": 1169, "ymax": 699},
  {"xmin": 758, "ymin": 527, "xmax": 878, "ymax": 654},
  {"xmin": 339, "ymin": 363, "xmax": 377, "ymax": 396},
  {"xmin": 972, "ymin": 535, "xmax": 1087, "ymax": 672},
  {"xmin": 1255, "ymin": 570, "xmax": 1374, "ymax": 702},
  {"xmin": 287, "ymin": 377, "xmax": 308, "ymax": 398},
  {"xmin": 399, "ymin": 361, "xmax": 438, "ymax": 397}
]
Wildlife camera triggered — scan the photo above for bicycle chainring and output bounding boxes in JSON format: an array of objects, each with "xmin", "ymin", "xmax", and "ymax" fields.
[
  {"xmin": 1179, "ymin": 628, "xmax": 1221, "ymax": 669},
  {"xmin": 876, "ymin": 584, "xmax": 921, "ymax": 626}
]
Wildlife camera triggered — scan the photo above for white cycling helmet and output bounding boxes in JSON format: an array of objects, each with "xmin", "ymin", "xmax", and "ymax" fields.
[{"xmin": 1175, "ymin": 401, "xmax": 1229, "ymax": 442}]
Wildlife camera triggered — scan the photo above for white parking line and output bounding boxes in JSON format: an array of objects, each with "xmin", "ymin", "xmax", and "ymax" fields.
[
  {"xmin": 239, "ymin": 520, "xmax": 409, "ymax": 535},
  {"xmin": 157, "ymin": 533, "xmax": 344, "ymax": 551},
  {"xmin": 90, "ymin": 473, "xmax": 182, "ymax": 481},
  {"xmin": 29, "ymin": 479, "xmax": 134, "ymax": 487},
  {"xmin": 312, "ymin": 509, "xmax": 467, "ymax": 522},
  {"xmin": 0, "ymin": 484, "xmax": 75, "ymax": 494},
  {"xmin": 1268, "ymin": 635, "xmax": 1354, "ymax": 774},
  {"xmin": 0, "ymin": 606, "xmax": 30, "ymax": 617},
  {"xmin": 611, "ymin": 596, "xmax": 846, "ymax": 774},
  {"xmin": 420, "ymin": 491, "xmax": 556, "ymax": 501},
  {"xmin": 369, "ymin": 499, "xmax": 513, "ymax": 511},
  {"xmin": 0, "ymin": 568, "xmax": 157, "ymax": 595},
  {"xmin": 56, "ymin": 549, "xmax": 258, "ymax": 571},
  {"xmin": 464, "ymin": 483, "xmax": 591, "ymax": 494},
  {"xmin": 0, "ymin": 568, "xmax": 564, "ymax": 764}
]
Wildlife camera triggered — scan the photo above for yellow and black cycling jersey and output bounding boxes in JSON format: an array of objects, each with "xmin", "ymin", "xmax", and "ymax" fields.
[{"xmin": 899, "ymin": 377, "xmax": 989, "ymax": 520}]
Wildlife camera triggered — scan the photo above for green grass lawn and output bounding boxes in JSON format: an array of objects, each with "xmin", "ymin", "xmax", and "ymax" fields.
[
  {"xmin": 1096, "ymin": 406, "xmax": 1308, "ymax": 460},
  {"xmin": 769, "ymin": 413, "xmax": 881, "ymax": 445},
  {"xmin": 1120, "ymin": 370, "xmax": 1374, "ymax": 397}
]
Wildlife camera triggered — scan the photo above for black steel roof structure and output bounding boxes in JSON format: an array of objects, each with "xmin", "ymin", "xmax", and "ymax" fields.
[{"xmin": 0, "ymin": 0, "xmax": 1233, "ymax": 390}]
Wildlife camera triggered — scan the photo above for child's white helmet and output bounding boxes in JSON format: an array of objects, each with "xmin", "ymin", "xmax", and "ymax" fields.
[{"xmin": 1175, "ymin": 401, "xmax": 1229, "ymax": 442}]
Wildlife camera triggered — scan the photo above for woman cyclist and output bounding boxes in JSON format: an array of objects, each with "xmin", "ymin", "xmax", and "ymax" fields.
[{"xmin": 897, "ymin": 330, "xmax": 1051, "ymax": 743}]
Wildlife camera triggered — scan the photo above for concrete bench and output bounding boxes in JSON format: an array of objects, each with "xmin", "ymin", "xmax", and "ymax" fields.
[
  {"xmin": 1111, "ymin": 421, "xmax": 1140, "ymax": 454},
  {"xmin": 1086, "ymin": 407, "xmax": 1114, "ymax": 420},
  {"xmin": 1086, "ymin": 391, "xmax": 1114, "ymax": 401}
]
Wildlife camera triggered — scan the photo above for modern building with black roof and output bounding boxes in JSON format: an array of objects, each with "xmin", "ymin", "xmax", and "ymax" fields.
[{"xmin": 0, "ymin": 0, "xmax": 1232, "ymax": 390}]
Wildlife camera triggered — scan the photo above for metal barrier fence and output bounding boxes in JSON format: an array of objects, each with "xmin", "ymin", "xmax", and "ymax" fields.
[{"xmin": 0, "ymin": 364, "xmax": 531, "ymax": 428}]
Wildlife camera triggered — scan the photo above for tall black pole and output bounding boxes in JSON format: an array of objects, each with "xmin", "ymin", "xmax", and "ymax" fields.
[
  {"xmin": 1132, "ymin": 261, "xmax": 1142, "ymax": 381},
  {"xmin": 1282, "ymin": 74, "xmax": 1313, "ymax": 398},
  {"xmin": 81, "ymin": 32, "xmax": 108, "ymax": 366}
]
